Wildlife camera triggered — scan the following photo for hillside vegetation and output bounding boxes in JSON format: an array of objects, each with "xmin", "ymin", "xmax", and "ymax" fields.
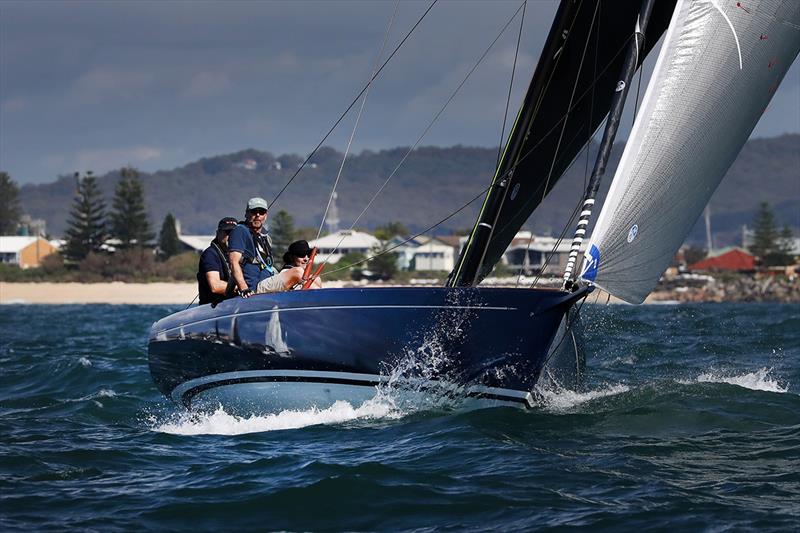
[{"xmin": 19, "ymin": 134, "xmax": 799, "ymax": 245}]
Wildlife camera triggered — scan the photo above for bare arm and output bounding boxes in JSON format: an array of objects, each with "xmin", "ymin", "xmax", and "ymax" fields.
[
  {"xmin": 229, "ymin": 250, "xmax": 249, "ymax": 294},
  {"xmin": 204, "ymin": 270, "xmax": 228, "ymax": 296}
]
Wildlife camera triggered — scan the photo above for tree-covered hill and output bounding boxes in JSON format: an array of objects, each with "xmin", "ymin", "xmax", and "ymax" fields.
[{"xmin": 18, "ymin": 134, "xmax": 799, "ymax": 246}]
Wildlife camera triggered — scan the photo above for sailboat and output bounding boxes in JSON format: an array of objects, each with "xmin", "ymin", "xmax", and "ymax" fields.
[{"xmin": 148, "ymin": 0, "xmax": 799, "ymax": 414}]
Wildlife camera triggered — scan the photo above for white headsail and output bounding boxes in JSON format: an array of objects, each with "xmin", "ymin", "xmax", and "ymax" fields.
[{"xmin": 580, "ymin": 0, "xmax": 800, "ymax": 303}]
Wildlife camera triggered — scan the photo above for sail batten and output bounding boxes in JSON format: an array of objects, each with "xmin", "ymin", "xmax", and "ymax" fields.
[{"xmin": 581, "ymin": 0, "xmax": 800, "ymax": 303}]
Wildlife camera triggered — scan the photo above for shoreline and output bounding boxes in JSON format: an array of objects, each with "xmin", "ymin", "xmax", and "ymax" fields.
[{"xmin": 1, "ymin": 279, "xmax": 797, "ymax": 305}]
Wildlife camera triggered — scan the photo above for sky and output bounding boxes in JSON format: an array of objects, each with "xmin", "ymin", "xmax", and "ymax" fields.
[{"xmin": 1, "ymin": 0, "xmax": 799, "ymax": 186}]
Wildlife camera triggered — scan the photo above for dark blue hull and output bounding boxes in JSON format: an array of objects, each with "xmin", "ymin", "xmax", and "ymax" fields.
[{"xmin": 148, "ymin": 286, "xmax": 587, "ymax": 413}]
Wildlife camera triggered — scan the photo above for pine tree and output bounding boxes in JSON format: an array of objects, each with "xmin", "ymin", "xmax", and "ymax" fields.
[
  {"xmin": 368, "ymin": 242, "xmax": 398, "ymax": 280},
  {"xmin": 749, "ymin": 202, "xmax": 778, "ymax": 265},
  {"xmin": 374, "ymin": 222, "xmax": 409, "ymax": 241},
  {"xmin": 158, "ymin": 213, "xmax": 182, "ymax": 259},
  {"xmin": 0, "ymin": 172, "xmax": 22, "ymax": 234},
  {"xmin": 63, "ymin": 171, "xmax": 107, "ymax": 261},
  {"xmin": 774, "ymin": 224, "xmax": 796, "ymax": 266},
  {"xmin": 109, "ymin": 167, "xmax": 154, "ymax": 249},
  {"xmin": 270, "ymin": 209, "xmax": 296, "ymax": 253}
]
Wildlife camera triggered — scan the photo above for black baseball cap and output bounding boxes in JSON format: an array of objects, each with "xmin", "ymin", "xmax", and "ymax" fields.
[{"xmin": 217, "ymin": 217, "xmax": 238, "ymax": 231}]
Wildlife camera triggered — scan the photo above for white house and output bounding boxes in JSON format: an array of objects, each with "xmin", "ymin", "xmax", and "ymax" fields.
[
  {"xmin": 502, "ymin": 231, "xmax": 574, "ymax": 276},
  {"xmin": 393, "ymin": 236, "xmax": 456, "ymax": 272},
  {"xmin": 308, "ymin": 230, "xmax": 380, "ymax": 264},
  {"xmin": 178, "ymin": 235, "xmax": 214, "ymax": 253}
]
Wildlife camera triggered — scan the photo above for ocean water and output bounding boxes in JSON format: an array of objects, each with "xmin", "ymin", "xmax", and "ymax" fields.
[{"xmin": 1, "ymin": 302, "xmax": 798, "ymax": 531}]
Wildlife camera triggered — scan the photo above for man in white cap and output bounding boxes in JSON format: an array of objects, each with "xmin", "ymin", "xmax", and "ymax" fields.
[{"xmin": 229, "ymin": 197, "xmax": 279, "ymax": 297}]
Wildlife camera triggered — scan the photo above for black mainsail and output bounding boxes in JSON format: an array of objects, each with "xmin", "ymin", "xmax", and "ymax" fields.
[{"xmin": 448, "ymin": 0, "xmax": 676, "ymax": 287}]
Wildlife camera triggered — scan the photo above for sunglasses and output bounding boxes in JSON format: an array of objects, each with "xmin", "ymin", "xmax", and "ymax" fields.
[{"xmin": 250, "ymin": 209, "xmax": 267, "ymax": 216}]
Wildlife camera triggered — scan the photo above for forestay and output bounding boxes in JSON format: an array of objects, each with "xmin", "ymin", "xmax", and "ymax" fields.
[{"xmin": 581, "ymin": 0, "xmax": 800, "ymax": 303}]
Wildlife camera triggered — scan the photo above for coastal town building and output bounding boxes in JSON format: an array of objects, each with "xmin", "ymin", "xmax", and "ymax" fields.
[
  {"xmin": 501, "ymin": 231, "xmax": 573, "ymax": 276},
  {"xmin": 176, "ymin": 235, "xmax": 213, "ymax": 253},
  {"xmin": 688, "ymin": 247, "xmax": 756, "ymax": 272},
  {"xmin": 0, "ymin": 236, "xmax": 58, "ymax": 269},
  {"xmin": 308, "ymin": 230, "xmax": 380, "ymax": 264},
  {"xmin": 392, "ymin": 236, "xmax": 456, "ymax": 272}
]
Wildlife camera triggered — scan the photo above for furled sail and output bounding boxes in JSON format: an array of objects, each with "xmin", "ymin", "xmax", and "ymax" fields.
[
  {"xmin": 581, "ymin": 0, "xmax": 800, "ymax": 303},
  {"xmin": 449, "ymin": 0, "xmax": 677, "ymax": 287}
]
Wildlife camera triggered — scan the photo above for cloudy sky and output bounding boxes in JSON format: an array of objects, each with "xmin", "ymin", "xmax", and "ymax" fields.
[{"xmin": 2, "ymin": 0, "xmax": 799, "ymax": 185}]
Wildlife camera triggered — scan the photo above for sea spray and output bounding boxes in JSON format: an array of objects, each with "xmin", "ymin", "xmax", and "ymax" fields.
[
  {"xmin": 151, "ymin": 398, "xmax": 401, "ymax": 436},
  {"xmin": 374, "ymin": 289, "xmax": 481, "ymax": 411}
]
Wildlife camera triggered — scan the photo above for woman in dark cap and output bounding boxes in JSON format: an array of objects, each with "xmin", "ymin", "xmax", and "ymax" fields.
[{"xmin": 281, "ymin": 240, "xmax": 322, "ymax": 289}]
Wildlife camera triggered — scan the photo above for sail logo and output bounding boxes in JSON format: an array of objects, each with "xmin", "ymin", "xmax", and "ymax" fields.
[
  {"xmin": 581, "ymin": 245, "xmax": 601, "ymax": 282},
  {"xmin": 627, "ymin": 224, "xmax": 638, "ymax": 243}
]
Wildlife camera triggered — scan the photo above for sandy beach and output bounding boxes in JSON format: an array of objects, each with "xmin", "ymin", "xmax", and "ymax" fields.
[
  {"xmin": 1, "ymin": 280, "xmax": 637, "ymax": 305},
  {"xmin": 0, "ymin": 282, "xmax": 199, "ymax": 305}
]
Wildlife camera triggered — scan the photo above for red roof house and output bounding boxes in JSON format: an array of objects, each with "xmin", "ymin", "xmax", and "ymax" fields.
[{"xmin": 688, "ymin": 247, "xmax": 755, "ymax": 272}]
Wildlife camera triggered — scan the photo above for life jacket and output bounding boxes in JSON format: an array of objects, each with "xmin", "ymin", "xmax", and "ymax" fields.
[
  {"xmin": 197, "ymin": 240, "xmax": 236, "ymax": 305},
  {"xmin": 240, "ymin": 230, "xmax": 275, "ymax": 275}
]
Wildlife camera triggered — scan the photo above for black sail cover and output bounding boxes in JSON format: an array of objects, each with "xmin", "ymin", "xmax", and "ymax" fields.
[{"xmin": 448, "ymin": 0, "xmax": 676, "ymax": 287}]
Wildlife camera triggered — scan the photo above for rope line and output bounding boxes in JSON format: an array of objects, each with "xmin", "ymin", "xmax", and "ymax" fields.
[
  {"xmin": 319, "ymin": 184, "xmax": 491, "ymax": 279},
  {"xmin": 315, "ymin": 2, "xmax": 527, "ymax": 270},
  {"xmin": 497, "ymin": 1, "xmax": 527, "ymax": 169},
  {"xmin": 269, "ymin": 0, "xmax": 438, "ymax": 209},
  {"xmin": 316, "ymin": 0, "xmax": 400, "ymax": 240}
]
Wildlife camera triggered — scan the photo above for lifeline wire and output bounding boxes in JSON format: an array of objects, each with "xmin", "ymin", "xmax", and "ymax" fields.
[
  {"xmin": 317, "ymin": 1, "xmax": 527, "ymax": 269},
  {"xmin": 269, "ymin": 0, "xmax": 438, "ymax": 209},
  {"xmin": 317, "ymin": 0, "xmax": 400, "ymax": 240}
]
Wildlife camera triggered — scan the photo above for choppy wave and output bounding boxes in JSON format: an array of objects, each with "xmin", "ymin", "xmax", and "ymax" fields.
[
  {"xmin": 691, "ymin": 367, "xmax": 789, "ymax": 393},
  {"xmin": 534, "ymin": 382, "xmax": 630, "ymax": 411},
  {"xmin": 2, "ymin": 303, "xmax": 800, "ymax": 531}
]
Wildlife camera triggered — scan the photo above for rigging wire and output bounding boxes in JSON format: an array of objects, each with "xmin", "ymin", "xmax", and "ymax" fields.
[
  {"xmin": 495, "ymin": 31, "xmax": 638, "ymax": 289},
  {"xmin": 315, "ymin": 1, "xmax": 528, "ymax": 270},
  {"xmin": 514, "ymin": 2, "xmax": 600, "ymax": 288},
  {"xmin": 538, "ymin": 1, "xmax": 600, "ymax": 207},
  {"xmin": 584, "ymin": 0, "xmax": 601, "ymax": 193},
  {"xmin": 496, "ymin": 1, "xmax": 527, "ymax": 169},
  {"xmin": 316, "ymin": 0, "xmax": 400, "ymax": 240},
  {"xmin": 318, "ymin": 184, "xmax": 492, "ymax": 279},
  {"xmin": 268, "ymin": 0, "xmax": 438, "ymax": 209}
]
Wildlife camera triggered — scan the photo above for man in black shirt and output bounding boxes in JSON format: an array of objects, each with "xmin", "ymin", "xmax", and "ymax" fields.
[{"xmin": 197, "ymin": 217, "xmax": 238, "ymax": 305}]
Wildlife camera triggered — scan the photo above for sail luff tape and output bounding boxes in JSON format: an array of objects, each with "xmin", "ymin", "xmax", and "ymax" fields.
[
  {"xmin": 583, "ymin": 199, "xmax": 595, "ymax": 206},
  {"xmin": 478, "ymin": 222, "xmax": 492, "ymax": 229},
  {"xmin": 580, "ymin": 210, "xmax": 592, "ymax": 217},
  {"xmin": 576, "ymin": 228, "xmax": 586, "ymax": 236},
  {"xmin": 577, "ymin": 219, "xmax": 589, "ymax": 226}
]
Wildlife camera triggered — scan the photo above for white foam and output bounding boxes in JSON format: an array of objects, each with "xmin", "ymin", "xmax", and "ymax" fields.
[
  {"xmin": 153, "ymin": 398, "xmax": 401, "ymax": 436},
  {"xmin": 534, "ymin": 383, "xmax": 630, "ymax": 411},
  {"xmin": 694, "ymin": 367, "xmax": 789, "ymax": 393},
  {"xmin": 78, "ymin": 357, "xmax": 92, "ymax": 367}
]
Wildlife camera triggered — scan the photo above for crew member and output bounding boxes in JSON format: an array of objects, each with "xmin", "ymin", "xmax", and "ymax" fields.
[
  {"xmin": 197, "ymin": 217, "xmax": 238, "ymax": 305},
  {"xmin": 282, "ymin": 240, "xmax": 322, "ymax": 289},
  {"xmin": 229, "ymin": 197, "xmax": 279, "ymax": 296}
]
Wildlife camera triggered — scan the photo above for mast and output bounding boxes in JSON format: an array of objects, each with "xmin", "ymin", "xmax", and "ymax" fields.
[{"xmin": 563, "ymin": 0, "xmax": 656, "ymax": 289}]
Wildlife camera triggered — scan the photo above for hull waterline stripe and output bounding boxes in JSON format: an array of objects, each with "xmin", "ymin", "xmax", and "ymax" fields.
[{"xmin": 173, "ymin": 369, "xmax": 535, "ymax": 409}]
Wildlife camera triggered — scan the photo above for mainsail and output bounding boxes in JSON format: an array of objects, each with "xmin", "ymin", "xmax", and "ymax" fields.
[
  {"xmin": 581, "ymin": 0, "xmax": 800, "ymax": 303},
  {"xmin": 449, "ymin": 0, "xmax": 677, "ymax": 287}
]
